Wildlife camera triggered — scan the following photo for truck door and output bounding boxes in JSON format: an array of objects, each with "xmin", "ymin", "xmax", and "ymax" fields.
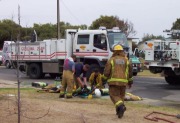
[
  {"xmin": 73, "ymin": 34, "xmax": 91, "ymax": 56},
  {"xmin": 92, "ymin": 34, "xmax": 108, "ymax": 56},
  {"xmin": 73, "ymin": 34, "xmax": 108, "ymax": 57}
]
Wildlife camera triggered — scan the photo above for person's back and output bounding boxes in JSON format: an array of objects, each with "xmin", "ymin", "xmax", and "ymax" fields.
[
  {"xmin": 73, "ymin": 63, "xmax": 90, "ymax": 90},
  {"xmin": 108, "ymin": 55, "xmax": 129, "ymax": 85},
  {"xmin": 59, "ymin": 55, "xmax": 76, "ymax": 98},
  {"xmin": 63, "ymin": 57, "xmax": 75, "ymax": 71},
  {"xmin": 103, "ymin": 44, "xmax": 133, "ymax": 119},
  {"xmin": 74, "ymin": 62, "xmax": 84, "ymax": 76}
]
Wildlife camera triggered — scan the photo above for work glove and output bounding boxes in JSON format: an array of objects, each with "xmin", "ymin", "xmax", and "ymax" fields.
[{"xmin": 84, "ymin": 84, "xmax": 87, "ymax": 89}]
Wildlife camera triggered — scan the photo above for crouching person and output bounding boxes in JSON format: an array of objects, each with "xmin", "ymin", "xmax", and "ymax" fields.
[
  {"xmin": 59, "ymin": 55, "xmax": 76, "ymax": 99},
  {"xmin": 89, "ymin": 68, "xmax": 104, "ymax": 92}
]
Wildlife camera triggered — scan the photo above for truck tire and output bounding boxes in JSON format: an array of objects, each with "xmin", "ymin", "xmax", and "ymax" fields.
[
  {"xmin": 5, "ymin": 61, "xmax": 11, "ymax": 69},
  {"xmin": 29, "ymin": 63, "xmax": 42, "ymax": 79},
  {"xmin": 49, "ymin": 73, "xmax": 58, "ymax": 79},
  {"xmin": 165, "ymin": 76, "xmax": 178, "ymax": 85},
  {"xmin": 86, "ymin": 64, "xmax": 100, "ymax": 80}
]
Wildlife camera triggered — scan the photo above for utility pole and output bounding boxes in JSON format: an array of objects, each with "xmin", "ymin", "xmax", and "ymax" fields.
[
  {"xmin": 57, "ymin": 0, "xmax": 60, "ymax": 39},
  {"xmin": 17, "ymin": 5, "xmax": 21, "ymax": 41},
  {"xmin": 17, "ymin": 4, "xmax": 21, "ymax": 123}
]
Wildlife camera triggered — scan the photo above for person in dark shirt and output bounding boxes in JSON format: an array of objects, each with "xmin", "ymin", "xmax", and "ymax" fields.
[{"xmin": 74, "ymin": 63, "xmax": 90, "ymax": 89}]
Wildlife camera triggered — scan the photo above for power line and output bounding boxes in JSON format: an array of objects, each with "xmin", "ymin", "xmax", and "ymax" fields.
[{"xmin": 61, "ymin": 0, "xmax": 82, "ymax": 24}]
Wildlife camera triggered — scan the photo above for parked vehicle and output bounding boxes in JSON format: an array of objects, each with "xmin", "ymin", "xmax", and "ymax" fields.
[
  {"xmin": 144, "ymin": 30, "xmax": 180, "ymax": 85},
  {"xmin": 0, "ymin": 50, "xmax": 2, "ymax": 65},
  {"xmin": 129, "ymin": 55, "xmax": 143, "ymax": 76},
  {"xmin": 2, "ymin": 41, "xmax": 15, "ymax": 68},
  {"xmin": 5, "ymin": 27, "xmax": 130, "ymax": 79}
]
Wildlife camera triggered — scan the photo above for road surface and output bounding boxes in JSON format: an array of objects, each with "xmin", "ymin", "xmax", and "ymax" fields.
[{"xmin": 0, "ymin": 66, "xmax": 180, "ymax": 109}]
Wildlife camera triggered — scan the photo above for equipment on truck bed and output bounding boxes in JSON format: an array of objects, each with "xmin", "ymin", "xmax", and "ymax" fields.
[{"xmin": 144, "ymin": 30, "xmax": 180, "ymax": 85}]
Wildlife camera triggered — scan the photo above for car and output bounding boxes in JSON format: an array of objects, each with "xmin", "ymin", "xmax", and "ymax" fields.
[
  {"xmin": 0, "ymin": 50, "xmax": 2, "ymax": 65},
  {"xmin": 129, "ymin": 55, "xmax": 143, "ymax": 76}
]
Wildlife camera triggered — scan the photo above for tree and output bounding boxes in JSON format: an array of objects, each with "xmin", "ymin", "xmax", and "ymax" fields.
[
  {"xmin": 142, "ymin": 34, "xmax": 164, "ymax": 42},
  {"xmin": 171, "ymin": 18, "xmax": 180, "ymax": 29},
  {"xmin": 0, "ymin": 19, "xmax": 20, "ymax": 48},
  {"xmin": 0, "ymin": 19, "xmax": 87, "ymax": 49},
  {"xmin": 33, "ymin": 22, "xmax": 87, "ymax": 40},
  {"xmin": 90, "ymin": 15, "xmax": 136, "ymax": 37},
  {"xmin": 33, "ymin": 23, "xmax": 57, "ymax": 40}
]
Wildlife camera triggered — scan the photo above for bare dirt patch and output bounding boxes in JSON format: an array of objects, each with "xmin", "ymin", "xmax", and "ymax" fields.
[{"xmin": 0, "ymin": 89, "xmax": 179, "ymax": 123}]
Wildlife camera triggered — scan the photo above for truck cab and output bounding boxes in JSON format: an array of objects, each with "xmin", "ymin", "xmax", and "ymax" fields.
[{"xmin": 73, "ymin": 27, "xmax": 129, "ymax": 77}]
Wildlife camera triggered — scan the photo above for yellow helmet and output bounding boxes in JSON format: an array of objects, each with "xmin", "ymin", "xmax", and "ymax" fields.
[{"xmin": 113, "ymin": 44, "xmax": 123, "ymax": 51}]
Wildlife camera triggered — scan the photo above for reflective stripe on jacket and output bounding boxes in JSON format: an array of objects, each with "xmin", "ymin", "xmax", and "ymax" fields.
[{"xmin": 107, "ymin": 56, "xmax": 129, "ymax": 83}]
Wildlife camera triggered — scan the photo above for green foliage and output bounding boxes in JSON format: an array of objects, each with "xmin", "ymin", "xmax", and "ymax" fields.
[
  {"xmin": 142, "ymin": 34, "xmax": 164, "ymax": 42},
  {"xmin": 34, "ymin": 23, "xmax": 57, "ymax": 40},
  {"xmin": 90, "ymin": 15, "xmax": 117, "ymax": 29},
  {"xmin": 0, "ymin": 19, "xmax": 20, "ymax": 48},
  {"xmin": 0, "ymin": 19, "xmax": 87, "ymax": 49},
  {"xmin": 171, "ymin": 18, "xmax": 180, "ymax": 29},
  {"xmin": 90, "ymin": 15, "xmax": 136, "ymax": 37}
]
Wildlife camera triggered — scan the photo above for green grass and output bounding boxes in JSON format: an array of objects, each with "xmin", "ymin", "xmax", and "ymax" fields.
[
  {"xmin": 0, "ymin": 88, "xmax": 179, "ymax": 114},
  {"xmin": 138, "ymin": 70, "xmax": 162, "ymax": 77}
]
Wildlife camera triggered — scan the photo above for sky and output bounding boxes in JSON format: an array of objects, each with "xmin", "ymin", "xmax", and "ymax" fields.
[{"xmin": 0, "ymin": 0, "xmax": 179, "ymax": 40}]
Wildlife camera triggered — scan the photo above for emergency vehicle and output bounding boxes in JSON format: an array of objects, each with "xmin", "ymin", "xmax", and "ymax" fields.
[
  {"xmin": 3, "ymin": 27, "xmax": 129, "ymax": 79},
  {"xmin": 2, "ymin": 41, "xmax": 15, "ymax": 68},
  {"xmin": 144, "ymin": 30, "xmax": 180, "ymax": 85}
]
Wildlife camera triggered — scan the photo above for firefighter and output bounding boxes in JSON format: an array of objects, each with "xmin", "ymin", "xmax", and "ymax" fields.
[
  {"xmin": 89, "ymin": 68, "xmax": 104, "ymax": 91},
  {"xmin": 59, "ymin": 55, "xmax": 76, "ymax": 99},
  {"xmin": 73, "ymin": 63, "xmax": 90, "ymax": 95},
  {"xmin": 74, "ymin": 63, "xmax": 90, "ymax": 89},
  {"xmin": 103, "ymin": 44, "xmax": 133, "ymax": 118}
]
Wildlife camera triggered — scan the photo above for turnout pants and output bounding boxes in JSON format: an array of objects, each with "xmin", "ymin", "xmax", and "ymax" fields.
[
  {"xmin": 60, "ymin": 70, "xmax": 73, "ymax": 98},
  {"xmin": 109, "ymin": 85, "xmax": 126, "ymax": 107}
]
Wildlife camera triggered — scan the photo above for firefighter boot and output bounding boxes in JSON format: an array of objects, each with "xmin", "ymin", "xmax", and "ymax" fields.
[
  {"xmin": 116, "ymin": 104, "xmax": 126, "ymax": 118},
  {"xmin": 66, "ymin": 93, "xmax": 72, "ymax": 99},
  {"xmin": 116, "ymin": 104, "xmax": 126, "ymax": 115},
  {"xmin": 59, "ymin": 94, "xmax": 65, "ymax": 98}
]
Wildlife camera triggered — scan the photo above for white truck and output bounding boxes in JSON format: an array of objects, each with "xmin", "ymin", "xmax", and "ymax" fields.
[
  {"xmin": 2, "ymin": 41, "xmax": 15, "ymax": 68},
  {"xmin": 4, "ymin": 27, "xmax": 129, "ymax": 79},
  {"xmin": 144, "ymin": 30, "xmax": 180, "ymax": 85}
]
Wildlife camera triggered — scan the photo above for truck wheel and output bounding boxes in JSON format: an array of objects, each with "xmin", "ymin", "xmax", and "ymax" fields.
[
  {"xmin": 49, "ymin": 73, "xmax": 58, "ymax": 79},
  {"xmin": 5, "ymin": 61, "xmax": 11, "ymax": 69},
  {"xmin": 133, "ymin": 72, "xmax": 137, "ymax": 76},
  {"xmin": 86, "ymin": 64, "xmax": 100, "ymax": 80},
  {"xmin": 165, "ymin": 76, "xmax": 178, "ymax": 85},
  {"xmin": 29, "ymin": 63, "xmax": 42, "ymax": 79}
]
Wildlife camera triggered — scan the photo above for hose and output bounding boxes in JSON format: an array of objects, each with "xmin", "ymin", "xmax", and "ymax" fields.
[{"xmin": 144, "ymin": 111, "xmax": 180, "ymax": 123}]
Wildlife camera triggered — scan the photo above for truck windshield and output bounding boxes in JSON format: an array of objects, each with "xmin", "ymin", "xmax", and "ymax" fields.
[{"xmin": 107, "ymin": 32, "xmax": 128, "ymax": 50}]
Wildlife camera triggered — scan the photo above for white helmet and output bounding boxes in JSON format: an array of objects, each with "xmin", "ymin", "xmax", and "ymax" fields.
[{"xmin": 95, "ymin": 89, "xmax": 101, "ymax": 97}]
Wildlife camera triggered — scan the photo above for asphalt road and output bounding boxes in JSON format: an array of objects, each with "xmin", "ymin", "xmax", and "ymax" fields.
[{"xmin": 0, "ymin": 66, "xmax": 180, "ymax": 109}]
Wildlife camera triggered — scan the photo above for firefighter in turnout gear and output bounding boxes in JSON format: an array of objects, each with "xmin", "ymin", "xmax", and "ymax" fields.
[
  {"xmin": 89, "ymin": 68, "xmax": 104, "ymax": 90},
  {"xmin": 103, "ymin": 44, "xmax": 133, "ymax": 118},
  {"xmin": 59, "ymin": 55, "xmax": 76, "ymax": 99}
]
